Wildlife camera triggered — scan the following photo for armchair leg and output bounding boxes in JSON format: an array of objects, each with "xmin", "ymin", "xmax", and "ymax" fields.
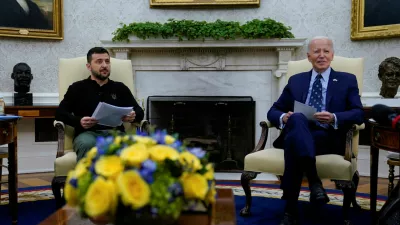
[
  {"xmin": 334, "ymin": 171, "xmax": 360, "ymax": 225},
  {"xmin": 351, "ymin": 171, "xmax": 361, "ymax": 210},
  {"xmin": 239, "ymin": 171, "xmax": 258, "ymax": 217},
  {"xmin": 388, "ymin": 165, "xmax": 395, "ymax": 195},
  {"xmin": 52, "ymin": 176, "xmax": 67, "ymax": 209}
]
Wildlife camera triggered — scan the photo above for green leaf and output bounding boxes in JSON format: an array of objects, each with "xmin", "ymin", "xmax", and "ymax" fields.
[{"xmin": 112, "ymin": 18, "xmax": 294, "ymax": 42}]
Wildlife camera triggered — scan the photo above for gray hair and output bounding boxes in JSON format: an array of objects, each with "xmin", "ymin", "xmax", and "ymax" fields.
[{"xmin": 307, "ymin": 36, "xmax": 334, "ymax": 53}]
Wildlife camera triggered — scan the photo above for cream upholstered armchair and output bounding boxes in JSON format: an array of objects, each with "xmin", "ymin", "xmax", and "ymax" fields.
[
  {"xmin": 52, "ymin": 56, "xmax": 149, "ymax": 208},
  {"xmin": 240, "ymin": 56, "xmax": 365, "ymax": 224}
]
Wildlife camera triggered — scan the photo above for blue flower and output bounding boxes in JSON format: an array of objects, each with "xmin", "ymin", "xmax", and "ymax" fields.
[
  {"xmin": 168, "ymin": 182, "xmax": 183, "ymax": 197},
  {"xmin": 142, "ymin": 159, "xmax": 157, "ymax": 172},
  {"xmin": 69, "ymin": 178, "xmax": 77, "ymax": 188},
  {"xmin": 136, "ymin": 130, "xmax": 149, "ymax": 137},
  {"xmin": 139, "ymin": 169, "xmax": 154, "ymax": 184},
  {"xmin": 152, "ymin": 130, "xmax": 167, "ymax": 144},
  {"xmin": 170, "ymin": 140, "xmax": 182, "ymax": 151},
  {"xmin": 97, "ymin": 148, "xmax": 107, "ymax": 156},
  {"xmin": 89, "ymin": 164, "xmax": 96, "ymax": 174},
  {"xmin": 188, "ymin": 147, "xmax": 206, "ymax": 158},
  {"xmin": 96, "ymin": 136, "xmax": 114, "ymax": 153},
  {"xmin": 139, "ymin": 161, "xmax": 156, "ymax": 184}
]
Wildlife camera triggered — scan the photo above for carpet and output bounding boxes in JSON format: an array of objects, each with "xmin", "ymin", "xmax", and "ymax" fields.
[{"xmin": 0, "ymin": 181, "xmax": 388, "ymax": 225}]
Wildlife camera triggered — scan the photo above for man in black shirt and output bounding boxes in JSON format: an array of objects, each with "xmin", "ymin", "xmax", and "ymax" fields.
[{"xmin": 55, "ymin": 47, "xmax": 144, "ymax": 161}]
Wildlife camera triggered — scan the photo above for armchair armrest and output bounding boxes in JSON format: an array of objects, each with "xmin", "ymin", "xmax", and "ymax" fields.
[
  {"xmin": 353, "ymin": 123, "xmax": 365, "ymax": 131},
  {"xmin": 251, "ymin": 121, "xmax": 271, "ymax": 154},
  {"xmin": 54, "ymin": 120, "xmax": 66, "ymax": 158},
  {"xmin": 344, "ymin": 123, "xmax": 365, "ymax": 162}
]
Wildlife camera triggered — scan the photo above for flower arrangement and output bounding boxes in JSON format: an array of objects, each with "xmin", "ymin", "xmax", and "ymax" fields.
[{"xmin": 64, "ymin": 130, "xmax": 216, "ymax": 224}]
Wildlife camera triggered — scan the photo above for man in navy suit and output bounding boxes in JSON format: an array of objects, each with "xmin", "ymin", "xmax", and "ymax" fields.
[{"xmin": 267, "ymin": 36, "xmax": 364, "ymax": 225}]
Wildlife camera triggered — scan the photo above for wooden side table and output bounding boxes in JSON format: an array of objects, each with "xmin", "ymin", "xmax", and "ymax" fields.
[
  {"xmin": 369, "ymin": 120, "xmax": 400, "ymax": 225},
  {"xmin": 5, "ymin": 104, "xmax": 58, "ymax": 118},
  {"xmin": 0, "ymin": 118, "xmax": 19, "ymax": 224}
]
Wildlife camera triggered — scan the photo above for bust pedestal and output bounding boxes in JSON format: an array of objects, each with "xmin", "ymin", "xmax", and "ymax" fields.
[{"xmin": 13, "ymin": 93, "xmax": 33, "ymax": 106}]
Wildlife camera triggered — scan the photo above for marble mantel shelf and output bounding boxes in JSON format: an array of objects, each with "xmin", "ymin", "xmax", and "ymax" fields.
[
  {"xmin": 100, "ymin": 38, "xmax": 307, "ymax": 49},
  {"xmin": 100, "ymin": 37, "xmax": 307, "ymax": 100}
]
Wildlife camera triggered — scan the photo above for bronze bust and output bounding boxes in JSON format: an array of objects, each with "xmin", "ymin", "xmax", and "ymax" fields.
[
  {"xmin": 11, "ymin": 63, "xmax": 33, "ymax": 93},
  {"xmin": 378, "ymin": 57, "xmax": 400, "ymax": 98},
  {"xmin": 11, "ymin": 63, "xmax": 33, "ymax": 105}
]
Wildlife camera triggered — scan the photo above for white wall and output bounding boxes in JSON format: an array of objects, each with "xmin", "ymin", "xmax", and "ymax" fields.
[{"xmin": 0, "ymin": 0, "xmax": 399, "ymax": 94}]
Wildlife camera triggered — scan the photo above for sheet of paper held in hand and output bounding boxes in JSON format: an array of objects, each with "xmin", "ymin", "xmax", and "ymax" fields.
[
  {"xmin": 91, "ymin": 102, "xmax": 133, "ymax": 127},
  {"xmin": 294, "ymin": 101, "xmax": 317, "ymax": 121}
]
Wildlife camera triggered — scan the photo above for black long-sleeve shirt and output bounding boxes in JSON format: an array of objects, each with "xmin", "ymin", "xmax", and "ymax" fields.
[{"xmin": 55, "ymin": 77, "xmax": 144, "ymax": 138}]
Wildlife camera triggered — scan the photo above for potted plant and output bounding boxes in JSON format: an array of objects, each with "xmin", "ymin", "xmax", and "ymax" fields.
[{"xmin": 64, "ymin": 130, "xmax": 216, "ymax": 225}]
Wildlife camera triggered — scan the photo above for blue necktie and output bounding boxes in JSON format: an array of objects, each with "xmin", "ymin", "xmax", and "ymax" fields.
[
  {"xmin": 309, "ymin": 74, "xmax": 328, "ymax": 129},
  {"xmin": 309, "ymin": 74, "xmax": 323, "ymax": 112}
]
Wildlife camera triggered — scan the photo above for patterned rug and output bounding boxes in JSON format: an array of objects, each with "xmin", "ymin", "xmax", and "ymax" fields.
[
  {"xmin": 216, "ymin": 181, "xmax": 388, "ymax": 211},
  {"xmin": 1, "ymin": 181, "xmax": 387, "ymax": 211}
]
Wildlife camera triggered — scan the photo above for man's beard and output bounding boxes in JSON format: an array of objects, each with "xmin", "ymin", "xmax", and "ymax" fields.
[{"xmin": 92, "ymin": 69, "xmax": 110, "ymax": 81}]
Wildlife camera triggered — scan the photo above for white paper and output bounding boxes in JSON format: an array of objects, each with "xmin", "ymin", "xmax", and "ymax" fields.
[
  {"xmin": 294, "ymin": 101, "xmax": 317, "ymax": 121},
  {"xmin": 91, "ymin": 102, "xmax": 133, "ymax": 127}
]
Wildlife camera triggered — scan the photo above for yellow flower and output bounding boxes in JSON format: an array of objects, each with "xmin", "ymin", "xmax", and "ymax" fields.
[
  {"xmin": 84, "ymin": 177, "xmax": 117, "ymax": 218},
  {"xmin": 180, "ymin": 173, "xmax": 208, "ymax": 200},
  {"xmin": 179, "ymin": 152, "xmax": 202, "ymax": 171},
  {"xmin": 164, "ymin": 135, "xmax": 175, "ymax": 145},
  {"xmin": 204, "ymin": 163, "xmax": 214, "ymax": 180},
  {"xmin": 206, "ymin": 180, "xmax": 216, "ymax": 204},
  {"xmin": 86, "ymin": 147, "xmax": 98, "ymax": 161},
  {"xmin": 75, "ymin": 158, "xmax": 89, "ymax": 178},
  {"xmin": 133, "ymin": 136, "xmax": 157, "ymax": 146},
  {"xmin": 122, "ymin": 135, "xmax": 130, "ymax": 142},
  {"xmin": 117, "ymin": 170, "xmax": 150, "ymax": 210},
  {"xmin": 149, "ymin": 145, "xmax": 180, "ymax": 162},
  {"xmin": 120, "ymin": 143, "xmax": 149, "ymax": 167},
  {"xmin": 64, "ymin": 171, "xmax": 78, "ymax": 207},
  {"xmin": 114, "ymin": 136, "xmax": 122, "ymax": 145},
  {"xmin": 95, "ymin": 156, "xmax": 124, "ymax": 179}
]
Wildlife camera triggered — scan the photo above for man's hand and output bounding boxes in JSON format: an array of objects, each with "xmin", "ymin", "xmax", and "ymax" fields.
[
  {"xmin": 314, "ymin": 111, "xmax": 334, "ymax": 124},
  {"xmin": 80, "ymin": 117, "xmax": 98, "ymax": 129},
  {"xmin": 122, "ymin": 111, "xmax": 136, "ymax": 123},
  {"xmin": 282, "ymin": 111, "xmax": 294, "ymax": 124}
]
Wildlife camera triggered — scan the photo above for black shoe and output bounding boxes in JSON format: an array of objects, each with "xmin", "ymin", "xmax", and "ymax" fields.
[
  {"xmin": 280, "ymin": 213, "xmax": 298, "ymax": 225},
  {"xmin": 310, "ymin": 183, "xmax": 330, "ymax": 205}
]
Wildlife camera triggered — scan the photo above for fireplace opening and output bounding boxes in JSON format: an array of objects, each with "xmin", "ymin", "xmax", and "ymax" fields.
[{"xmin": 146, "ymin": 96, "xmax": 255, "ymax": 172}]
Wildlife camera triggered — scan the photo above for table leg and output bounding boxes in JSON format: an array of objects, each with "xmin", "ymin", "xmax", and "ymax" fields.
[
  {"xmin": 370, "ymin": 146, "xmax": 379, "ymax": 225},
  {"xmin": 8, "ymin": 134, "xmax": 18, "ymax": 224}
]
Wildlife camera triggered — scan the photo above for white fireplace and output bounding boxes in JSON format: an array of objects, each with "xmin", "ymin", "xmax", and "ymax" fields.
[{"xmin": 101, "ymin": 38, "xmax": 307, "ymax": 147}]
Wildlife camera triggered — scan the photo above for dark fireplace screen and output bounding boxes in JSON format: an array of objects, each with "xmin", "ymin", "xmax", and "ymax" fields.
[{"xmin": 146, "ymin": 96, "xmax": 255, "ymax": 171}]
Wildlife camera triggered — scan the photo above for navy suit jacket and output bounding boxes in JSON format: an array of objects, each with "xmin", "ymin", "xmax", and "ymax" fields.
[{"xmin": 267, "ymin": 68, "xmax": 364, "ymax": 155}]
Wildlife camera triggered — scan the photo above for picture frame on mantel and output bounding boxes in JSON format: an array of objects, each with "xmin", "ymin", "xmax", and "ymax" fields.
[
  {"xmin": 351, "ymin": 0, "xmax": 400, "ymax": 40},
  {"xmin": 0, "ymin": 0, "xmax": 63, "ymax": 40},
  {"xmin": 149, "ymin": 0, "xmax": 260, "ymax": 8}
]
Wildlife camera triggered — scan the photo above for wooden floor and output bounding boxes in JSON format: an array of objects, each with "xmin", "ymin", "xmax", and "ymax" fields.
[{"xmin": 0, "ymin": 172, "xmax": 394, "ymax": 196}]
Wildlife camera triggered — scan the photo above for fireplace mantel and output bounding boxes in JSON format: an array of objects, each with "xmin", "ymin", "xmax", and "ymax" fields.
[
  {"xmin": 100, "ymin": 38, "xmax": 306, "ymax": 94},
  {"xmin": 100, "ymin": 38, "xmax": 306, "ymax": 49}
]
